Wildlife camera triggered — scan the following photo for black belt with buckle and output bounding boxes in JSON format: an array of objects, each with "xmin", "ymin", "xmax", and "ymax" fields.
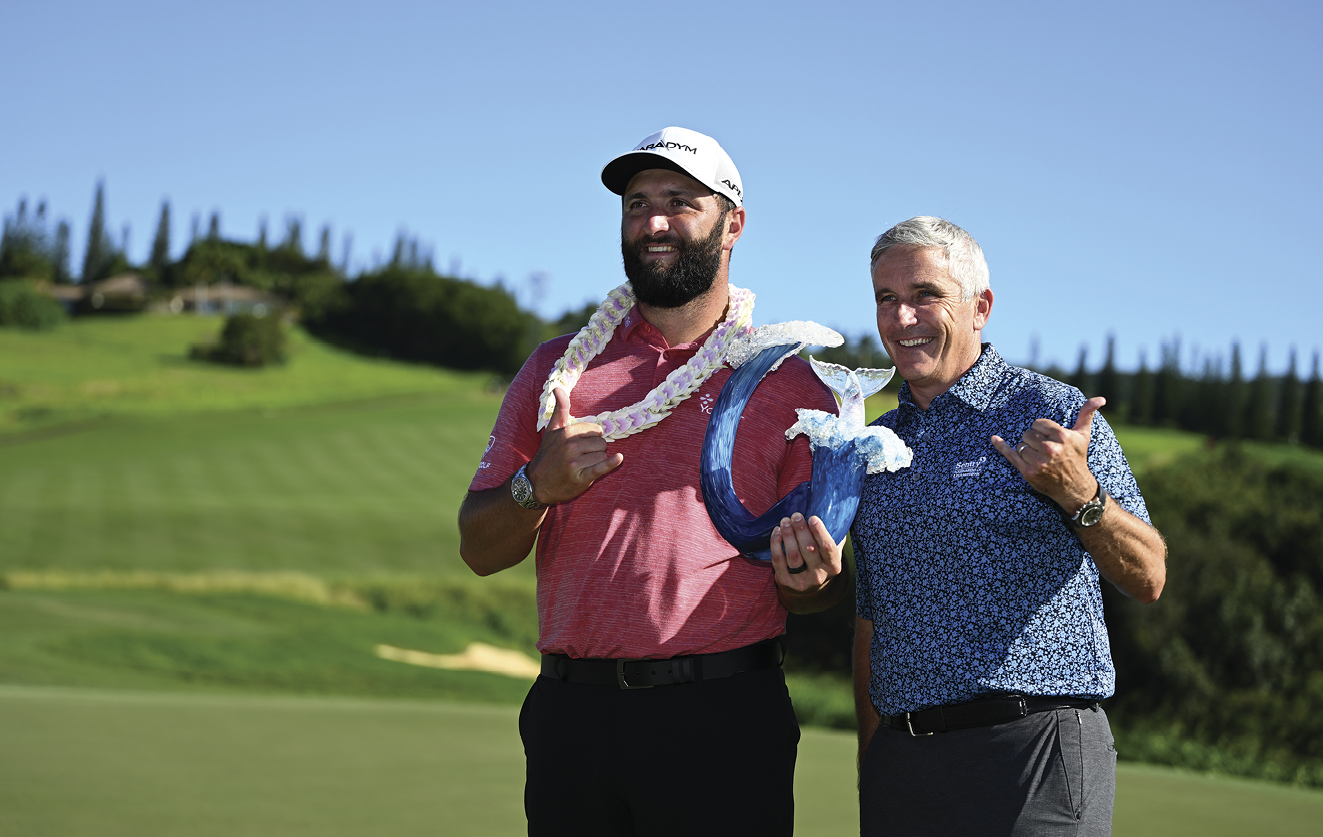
[
  {"xmin": 540, "ymin": 638, "xmax": 785, "ymax": 690},
  {"xmin": 882, "ymin": 694, "xmax": 1101, "ymax": 737}
]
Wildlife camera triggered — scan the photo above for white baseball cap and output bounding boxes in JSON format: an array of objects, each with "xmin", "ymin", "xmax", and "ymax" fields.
[{"xmin": 601, "ymin": 126, "xmax": 744, "ymax": 207}]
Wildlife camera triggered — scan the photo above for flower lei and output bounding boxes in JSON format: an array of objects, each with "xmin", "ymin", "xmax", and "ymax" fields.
[{"xmin": 536, "ymin": 282, "xmax": 756, "ymax": 441}]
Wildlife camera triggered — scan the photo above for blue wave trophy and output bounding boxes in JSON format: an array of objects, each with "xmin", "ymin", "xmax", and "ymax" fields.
[{"xmin": 700, "ymin": 322, "xmax": 913, "ymax": 561}]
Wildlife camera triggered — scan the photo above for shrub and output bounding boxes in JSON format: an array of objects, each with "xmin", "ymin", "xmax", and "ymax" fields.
[
  {"xmin": 190, "ymin": 312, "xmax": 288, "ymax": 367},
  {"xmin": 0, "ymin": 279, "xmax": 65, "ymax": 329}
]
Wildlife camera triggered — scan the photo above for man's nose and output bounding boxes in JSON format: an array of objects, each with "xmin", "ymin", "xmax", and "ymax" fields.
[
  {"xmin": 894, "ymin": 303, "xmax": 919, "ymax": 327},
  {"xmin": 645, "ymin": 213, "xmax": 670, "ymax": 235}
]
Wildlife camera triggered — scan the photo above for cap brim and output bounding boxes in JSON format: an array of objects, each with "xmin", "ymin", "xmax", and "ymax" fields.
[{"xmin": 601, "ymin": 153, "xmax": 703, "ymax": 196}]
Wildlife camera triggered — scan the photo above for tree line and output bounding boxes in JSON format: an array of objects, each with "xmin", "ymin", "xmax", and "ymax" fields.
[
  {"xmin": 813, "ymin": 331, "xmax": 1323, "ymax": 450},
  {"xmin": 0, "ymin": 187, "xmax": 553, "ymax": 374}
]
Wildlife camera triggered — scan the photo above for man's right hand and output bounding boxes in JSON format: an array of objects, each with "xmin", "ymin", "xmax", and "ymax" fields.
[{"xmin": 526, "ymin": 387, "xmax": 624, "ymax": 505}]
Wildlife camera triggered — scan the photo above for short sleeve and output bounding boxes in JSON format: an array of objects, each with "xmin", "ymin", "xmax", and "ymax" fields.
[
  {"xmin": 1086, "ymin": 412, "xmax": 1150, "ymax": 524},
  {"xmin": 468, "ymin": 341, "xmax": 563, "ymax": 492}
]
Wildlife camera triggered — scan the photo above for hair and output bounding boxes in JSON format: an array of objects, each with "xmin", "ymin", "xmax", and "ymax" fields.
[{"xmin": 869, "ymin": 216, "xmax": 989, "ymax": 301}]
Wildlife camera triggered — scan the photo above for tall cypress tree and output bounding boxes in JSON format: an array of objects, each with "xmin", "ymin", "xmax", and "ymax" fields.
[
  {"xmin": 1302, "ymin": 351, "xmax": 1322, "ymax": 448},
  {"xmin": 51, "ymin": 220, "xmax": 71, "ymax": 283},
  {"xmin": 1131, "ymin": 349, "xmax": 1154, "ymax": 426},
  {"xmin": 1244, "ymin": 344, "xmax": 1274, "ymax": 441},
  {"xmin": 1096, "ymin": 334, "xmax": 1121, "ymax": 415},
  {"xmin": 150, "ymin": 200, "xmax": 171, "ymax": 281},
  {"xmin": 1222, "ymin": 342, "xmax": 1246, "ymax": 440},
  {"xmin": 1069, "ymin": 346, "xmax": 1091, "ymax": 394},
  {"xmin": 1188, "ymin": 356, "xmax": 1223, "ymax": 437},
  {"xmin": 1276, "ymin": 348, "xmax": 1302, "ymax": 443},
  {"xmin": 1153, "ymin": 338, "xmax": 1182, "ymax": 428},
  {"xmin": 317, "ymin": 224, "xmax": 332, "ymax": 265},
  {"xmin": 81, "ymin": 180, "xmax": 114, "ymax": 283}
]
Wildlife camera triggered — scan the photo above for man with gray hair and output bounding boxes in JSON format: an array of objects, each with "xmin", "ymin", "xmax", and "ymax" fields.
[{"xmin": 848, "ymin": 216, "xmax": 1166, "ymax": 834}]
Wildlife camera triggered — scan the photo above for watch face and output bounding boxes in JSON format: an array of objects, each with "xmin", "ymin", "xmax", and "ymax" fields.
[
  {"xmin": 512, "ymin": 476, "xmax": 534, "ymax": 504},
  {"xmin": 1079, "ymin": 504, "xmax": 1105, "ymax": 527}
]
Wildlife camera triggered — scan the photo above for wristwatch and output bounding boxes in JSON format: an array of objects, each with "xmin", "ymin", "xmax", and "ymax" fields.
[
  {"xmin": 1067, "ymin": 481, "xmax": 1107, "ymax": 528},
  {"xmin": 510, "ymin": 463, "xmax": 545, "ymax": 510}
]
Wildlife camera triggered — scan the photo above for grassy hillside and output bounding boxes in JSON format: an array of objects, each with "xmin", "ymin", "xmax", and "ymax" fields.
[
  {"xmin": 0, "ymin": 313, "xmax": 496, "ymax": 434},
  {"xmin": 1, "ymin": 314, "xmax": 510, "ymax": 579},
  {"xmin": 4, "ymin": 313, "xmax": 1323, "ymax": 824}
]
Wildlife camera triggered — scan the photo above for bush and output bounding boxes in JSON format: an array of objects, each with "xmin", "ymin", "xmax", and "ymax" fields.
[
  {"xmin": 190, "ymin": 312, "xmax": 288, "ymax": 367},
  {"xmin": 1104, "ymin": 446, "xmax": 1323, "ymax": 786},
  {"xmin": 0, "ymin": 279, "xmax": 65, "ymax": 329}
]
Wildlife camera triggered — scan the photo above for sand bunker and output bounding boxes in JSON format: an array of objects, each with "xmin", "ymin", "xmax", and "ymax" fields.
[{"xmin": 374, "ymin": 642, "xmax": 540, "ymax": 679}]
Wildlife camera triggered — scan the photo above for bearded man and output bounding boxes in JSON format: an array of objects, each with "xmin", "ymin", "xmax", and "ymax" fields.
[{"xmin": 458, "ymin": 127, "xmax": 843, "ymax": 836}]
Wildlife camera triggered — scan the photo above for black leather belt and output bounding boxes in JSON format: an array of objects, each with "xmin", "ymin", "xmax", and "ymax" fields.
[
  {"xmin": 540, "ymin": 638, "xmax": 785, "ymax": 690},
  {"xmin": 882, "ymin": 694, "xmax": 1101, "ymax": 737}
]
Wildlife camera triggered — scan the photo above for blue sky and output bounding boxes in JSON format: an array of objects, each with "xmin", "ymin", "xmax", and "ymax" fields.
[{"xmin": 5, "ymin": 0, "xmax": 1320, "ymax": 375}]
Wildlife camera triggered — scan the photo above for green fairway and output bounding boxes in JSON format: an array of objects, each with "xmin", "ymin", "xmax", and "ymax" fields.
[
  {"xmin": 0, "ymin": 587, "xmax": 536, "ymax": 704},
  {"xmin": 0, "ymin": 392, "xmax": 515, "ymax": 578},
  {"xmin": 3, "ymin": 685, "xmax": 1320, "ymax": 837}
]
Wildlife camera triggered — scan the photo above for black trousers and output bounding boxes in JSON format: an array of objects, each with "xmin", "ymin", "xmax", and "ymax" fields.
[
  {"xmin": 860, "ymin": 705, "xmax": 1117, "ymax": 836},
  {"xmin": 519, "ymin": 666, "xmax": 800, "ymax": 836}
]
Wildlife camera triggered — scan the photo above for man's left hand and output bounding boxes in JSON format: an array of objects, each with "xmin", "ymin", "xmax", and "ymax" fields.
[
  {"xmin": 770, "ymin": 513, "xmax": 843, "ymax": 600},
  {"xmin": 992, "ymin": 396, "xmax": 1104, "ymax": 513}
]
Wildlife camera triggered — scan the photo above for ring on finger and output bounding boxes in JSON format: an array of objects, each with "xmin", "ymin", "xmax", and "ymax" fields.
[
  {"xmin": 1017, "ymin": 443, "xmax": 1029, "ymax": 454},
  {"xmin": 787, "ymin": 562, "xmax": 808, "ymax": 575}
]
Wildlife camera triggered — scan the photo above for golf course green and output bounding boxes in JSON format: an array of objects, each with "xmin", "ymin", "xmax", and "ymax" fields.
[{"xmin": 3, "ymin": 314, "xmax": 1321, "ymax": 835}]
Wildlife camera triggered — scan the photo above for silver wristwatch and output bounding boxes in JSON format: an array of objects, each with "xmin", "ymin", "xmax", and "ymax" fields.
[
  {"xmin": 1068, "ymin": 481, "xmax": 1107, "ymax": 528},
  {"xmin": 510, "ymin": 463, "xmax": 545, "ymax": 510}
]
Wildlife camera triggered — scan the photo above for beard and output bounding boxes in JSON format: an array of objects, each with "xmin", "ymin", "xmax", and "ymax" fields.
[{"xmin": 621, "ymin": 213, "xmax": 727, "ymax": 309}]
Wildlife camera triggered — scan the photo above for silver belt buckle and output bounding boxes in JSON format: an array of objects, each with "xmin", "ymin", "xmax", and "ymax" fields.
[
  {"xmin": 905, "ymin": 711, "xmax": 934, "ymax": 737},
  {"xmin": 616, "ymin": 659, "xmax": 653, "ymax": 690}
]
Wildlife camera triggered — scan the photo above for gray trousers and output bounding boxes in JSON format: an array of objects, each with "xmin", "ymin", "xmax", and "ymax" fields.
[{"xmin": 859, "ymin": 705, "xmax": 1116, "ymax": 836}]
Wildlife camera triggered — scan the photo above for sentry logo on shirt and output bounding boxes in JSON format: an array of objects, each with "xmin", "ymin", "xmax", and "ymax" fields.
[{"xmin": 951, "ymin": 456, "xmax": 986, "ymax": 478}]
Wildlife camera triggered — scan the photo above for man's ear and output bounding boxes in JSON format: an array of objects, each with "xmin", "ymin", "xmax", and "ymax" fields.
[
  {"xmin": 973, "ymin": 287, "xmax": 993, "ymax": 330},
  {"xmin": 722, "ymin": 206, "xmax": 746, "ymax": 252}
]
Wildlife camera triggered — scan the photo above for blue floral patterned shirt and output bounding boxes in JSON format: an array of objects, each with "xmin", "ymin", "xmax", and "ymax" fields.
[{"xmin": 852, "ymin": 344, "xmax": 1149, "ymax": 715}]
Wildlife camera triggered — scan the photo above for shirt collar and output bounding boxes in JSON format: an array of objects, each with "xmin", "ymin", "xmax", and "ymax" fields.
[
  {"xmin": 898, "ymin": 343, "xmax": 1005, "ymax": 414},
  {"xmin": 618, "ymin": 305, "xmax": 710, "ymax": 351}
]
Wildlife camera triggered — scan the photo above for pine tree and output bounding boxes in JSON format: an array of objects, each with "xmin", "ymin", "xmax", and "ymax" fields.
[
  {"xmin": 149, "ymin": 201, "xmax": 171, "ymax": 282},
  {"xmin": 1096, "ymin": 334, "xmax": 1121, "ymax": 415},
  {"xmin": 207, "ymin": 212, "xmax": 221, "ymax": 241},
  {"xmin": 1069, "ymin": 346, "xmax": 1091, "ymax": 394},
  {"xmin": 81, "ymin": 181, "xmax": 114, "ymax": 283},
  {"xmin": 1131, "ymin": 349, "xmax": 1154, "ymax": 426},
  {"xmin": 1302, "ymin": 351, "xmax": 1322, "ymax": 448},
  {"xmin": 51, "ymin": 220, "xmax": 72, "ymax": 283},
  {"xmin": 338, "ymin": 232, "xmax": 352, "ymax": 276},
  {"xmin": 1187, "ymin": 356, "xmax": 1224, "ymax": 437},
  {"xmin": 282, "ymin": 216, "xmax": 303, "ymax": 257},
  {"xmin": 1222, "ymin": 342, "xmax": 1246, "ymax": 440},
  {"xmin": 1244, "ymin": 344, "xmax": 1274, "ymax": 441},
  {"xmin": 317, "ymin": 224, "xmax": 332, "ymax": 264},
  {"xmin": 1276, "ymin": 348, "xmax": 1302, "ymax": 443},
  {"xmin": 1153, "ymin": 338, "xmax": 1183, "ymax": 428}
]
